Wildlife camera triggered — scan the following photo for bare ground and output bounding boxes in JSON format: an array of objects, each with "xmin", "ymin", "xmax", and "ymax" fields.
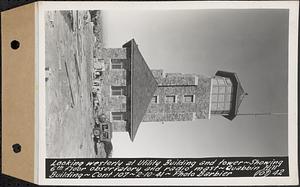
[{"xmin": 45, "ymin": 10, "xmax": 103, "ymax": 158}]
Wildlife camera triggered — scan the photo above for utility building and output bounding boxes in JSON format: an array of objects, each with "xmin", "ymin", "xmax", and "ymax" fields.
[{"xmin": 93, "ymin": 39, "xmax": 246, "ymax": 141}]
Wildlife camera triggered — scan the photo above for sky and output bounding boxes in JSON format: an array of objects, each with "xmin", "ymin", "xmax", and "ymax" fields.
[{"xmin": 102, "ymin": 9, "xmax": 289, "ymax": 157}]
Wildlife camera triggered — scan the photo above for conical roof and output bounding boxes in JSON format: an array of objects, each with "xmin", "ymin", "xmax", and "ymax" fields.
[
  {"xmin": 215, "ymin": 71, "xmax": 246, "ymax": 120},
  {"xmin": 123, "ymin": 39, "xmax": 158, "ymax": 141}
]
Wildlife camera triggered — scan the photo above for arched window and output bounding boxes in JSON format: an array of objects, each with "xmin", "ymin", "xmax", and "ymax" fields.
[{"xmin": 211, "ymin": 76, "xmax": 233, "ymax": 114}]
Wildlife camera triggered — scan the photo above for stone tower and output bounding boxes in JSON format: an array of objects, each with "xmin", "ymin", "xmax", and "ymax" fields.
[
  {"xmin": 94, "ymin": 39, "xmax": 246, "ymax": 141},
  {"xmin": 143, "ymin": 70, "xmax": 246, "ymax": 122},
  {"xmin": 143, "ymin": 71, "xmax": 211, "ymax": 122}
]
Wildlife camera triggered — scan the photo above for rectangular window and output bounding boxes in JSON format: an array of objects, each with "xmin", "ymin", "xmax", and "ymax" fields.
[
  {"xmin": 212, "ymin": 86, "xmax": 219, "ymax": 94},
  {"xmin": 211, "ymin": 78, "xmax": 218, "ymax": 85},
  {"xmin": 219, "ymin": 86, "xmax": 226, "ymax": 94},
  {"xmin": 184, "ymin": 95, "xmax": 194, "ymax": 103},
  {"xmin": 111, "ymin": 112, "xmax": 125, "ymax": 121},
  {"xmin": 218, "ymin": 103, "xmax": 225, "ymax": 110},
  {"xmin": 211, "ymin": 76, "xmax": 233, "ymax": 114},
  {"xmin": 151, "ymin": 96, "xmax": 159, "ymax": 104},
  {"xmin": 225, "ymin": 78, "xmax": 232, "ymax": 86},
  {"xmin": 225, "ymin": 103, "xmax": 231, "ymax": 111},
  {"xmin": 211, "ymin": 103, "xmax": 218, "ymax": 111},
  {"xmin": 225, "ymin": 94, "xmax": 232, "ymax": 102},
  {"xmin": 218, "ymin": 95, "xmax": 225, "ymax": 102},
  {"xmin": 111, "ymin": 60, "xmax": 123, "ymax": 69},
  {"xmin": 217, "ymin": 78, "xmax": 226, "ymax": 85},
  {"xmin": 166, "ymin": 95, "xmax": 176, "ymax": 103},
  {"xmin": 111, "ymin": 86, "xmax": 125, "ymax": 96},
  {"xmin": 226, "ymin": 86, "xmax": 232, "ymax": 94},
  {"xmin": 212, "ymin": 94, "xmax": 218, "ymax": 102}
]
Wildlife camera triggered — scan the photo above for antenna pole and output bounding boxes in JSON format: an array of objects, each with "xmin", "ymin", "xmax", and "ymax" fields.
[{"xmin": 237, "ymin": 112, "xmax": 288, "ymax": 116}]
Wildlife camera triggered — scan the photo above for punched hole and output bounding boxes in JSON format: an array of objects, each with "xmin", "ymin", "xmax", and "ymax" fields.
[
  {"xmin": 12, "ymin": 143, "xmax": 21, "ymax": 153},
  {"xmin": 10, "ymin": 40, "xmax": 20, "ymax": 50}
]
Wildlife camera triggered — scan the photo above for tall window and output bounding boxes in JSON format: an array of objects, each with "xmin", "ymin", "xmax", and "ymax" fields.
[
  {"xmin": 111, "ymin": 112, "xmax": 125, "ymax": 121},
  {"xmin": 111, "ymin": 86, "xmax": 125, "ymax": 96},
  {"xmin": 184, "ymin": 95, "xmax": 194, "ymax": 103},
  {"xmin": 111, "ymin": 60, "xmax": 123, "ymax": 69},
  {"xmin": 211, "ymin": 76, "xmax": 233, "ymax": 114},
  {"xmin": 165, "ymin": 95, "xmax": 176, "ymax": 103},
  {"xmin": 151, "ymin": 96, "xmax": 159, "ymax": 104}
]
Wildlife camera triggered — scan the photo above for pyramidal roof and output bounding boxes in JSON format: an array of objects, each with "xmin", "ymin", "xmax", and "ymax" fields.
[
  {"xmin": 123, "ymin": 39, "xmax": 158, "ymax": 141},
  {"xmin": 215, "ymin": 71, "xmax": 246, "ymax": 120}
]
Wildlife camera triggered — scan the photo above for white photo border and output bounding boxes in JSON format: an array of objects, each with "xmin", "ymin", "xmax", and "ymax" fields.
[{"xmin": 37, "ymin": 1, "xmax": 299, "ymax": 185}]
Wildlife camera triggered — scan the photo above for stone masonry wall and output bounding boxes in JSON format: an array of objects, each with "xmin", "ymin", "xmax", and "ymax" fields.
[
  {"xmin": 143, "ymin": 72, "xmax": 211, "ymax": 122},
  {"xmin": 144, "ymin": 112, "xmax": 196, "ymax": 121},
  {"xmin": 151, "ymin": 70, "xmax": 198, "ymax": 86},
  {"xmin": 94, "ymin": 48, "xmax": 129, "ymax": 132},
  {"xmin": 157, "ymin": 75, "xmax": 197, "ymax": 86}
]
